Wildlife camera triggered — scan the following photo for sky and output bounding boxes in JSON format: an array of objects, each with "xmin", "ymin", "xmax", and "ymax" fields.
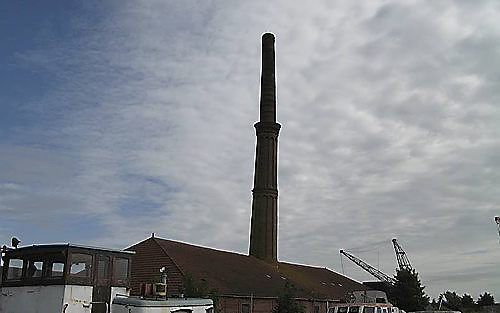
[{"xmin": 1, "ymin": 0, "xmax": 499, "ymax": 300}]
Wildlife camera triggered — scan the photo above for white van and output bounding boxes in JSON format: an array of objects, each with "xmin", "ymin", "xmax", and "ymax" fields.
[{"xmin": 328, "ymin": 303, "xmax": 403, "ymax": 313}]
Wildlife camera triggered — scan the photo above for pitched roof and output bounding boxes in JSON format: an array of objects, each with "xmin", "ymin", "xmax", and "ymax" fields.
[{"xmin": 138, "ymin": 237, "xmax": 367, "ymax": 299}]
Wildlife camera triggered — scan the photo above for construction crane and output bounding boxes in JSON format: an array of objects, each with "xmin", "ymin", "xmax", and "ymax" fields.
[
  {"xmin": 392, "ymin": 238, "xmax": 412, "ymax": 271},
  {"xmin": 339, "ymin": 249, "xmax": 397, "ymax": 285}
]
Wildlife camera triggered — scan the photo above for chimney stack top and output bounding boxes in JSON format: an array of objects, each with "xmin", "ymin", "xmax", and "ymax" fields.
[{"xmin": 262, "ymin": 33, "xmax": 275, "ymax": 44}]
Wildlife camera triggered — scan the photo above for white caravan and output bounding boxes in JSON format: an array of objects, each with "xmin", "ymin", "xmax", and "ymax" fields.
[
  {"xmin": 112, "ymin": 296, "xmax": 213, "ymax": 313},
  {"xmin": 0, "ymin": 244, "xmax": 133, "ymax": 313},
  {"xmin": 328, "ymin": 303, "xmax": 405, "ymax": 313}
]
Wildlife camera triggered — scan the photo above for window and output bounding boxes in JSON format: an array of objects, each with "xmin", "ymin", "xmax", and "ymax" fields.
[
  {"xmin": 50, "ymin": 262, "xmax": 65, "ymax": 277},
  {"xmin": 315, "ymin": 306, "xmax": 320, "ymax": 313},
  {"xmin": 113, "ymin": 258, "xmax": 129, "ymax": 282},
  {"xmin": 349, "ymin": 307, "xmax": 359, "ymax": 313},
  {"xmin": 70, "ymin": 253, "xmax": 92, "ymax": 278},
  {"xmin": 206, "ymin": 308, "xmax": 214, "ymax": 313},
  {"xmin": 363, "ymin": 307, "xmax": 375, "ymax": 313},
  {"xmin": 97, "ymin": 256, "xmax": 110, "ymax": 279},
  {"xmin": 338, "ymin": 307, "xmax": 348, "ymax": 313},
  {"xmin": 44, "ymin": 254, "xmax": 65, "ymax": 278},
  {"xmin": 26, "ymin": 260, "xmax": 43, "ymax": 278},
  {"xmin": 7, "ymin": 259, "xmax": 24, "ymax": 280},
  {"xmin": 241, "ymin": 303, "xmax": 250, "ymax": 313},
  {"xmin": 328, "ymin": 308, "xmax": 335, "ymax": 313}
]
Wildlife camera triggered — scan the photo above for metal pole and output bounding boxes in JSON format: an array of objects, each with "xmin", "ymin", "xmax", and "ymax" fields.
[{"xmin": 250, "ymin": 293, "xmax": 254, "ymax": 313}]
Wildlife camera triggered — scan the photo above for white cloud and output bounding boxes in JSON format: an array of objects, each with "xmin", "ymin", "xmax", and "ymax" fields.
[{"xmin": 2, "ymin": 0, "xmax": 500, "ymax": 299}]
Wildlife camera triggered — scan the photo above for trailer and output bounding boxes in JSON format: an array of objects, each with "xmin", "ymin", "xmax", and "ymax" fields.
[
  {"xmin": 0, "ymin": 244, "xmax": 133, "ymax": 313},
  {"xmin": 112, "ymin": 295, "xmax": 213, "ymax": 313}
]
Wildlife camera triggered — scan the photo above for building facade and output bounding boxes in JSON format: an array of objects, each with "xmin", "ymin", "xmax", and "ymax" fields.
[{"xmin": 127, "ymin": 236, "xmax": 368, "ymax": 313}]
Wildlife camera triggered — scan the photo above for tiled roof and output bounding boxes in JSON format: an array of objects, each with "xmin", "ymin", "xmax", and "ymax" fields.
[{"xmin": 132, "ymin": 237, "xmax": 367, "ymax": 300}]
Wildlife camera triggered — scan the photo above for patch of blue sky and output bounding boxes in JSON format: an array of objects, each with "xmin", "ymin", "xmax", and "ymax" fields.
[
  {"xmin": 0, "ymin": 1, "xmax": 118, "ymax": 140},
  {"xmin": 118, "ymin": 196, "xmax": 166, "ymax": 217},
  {"xmin": 1, "ymin": 212, "xmax": 105, "ymax": 247},
  {"xmin": 117, "ymin": 174, "xmax": 178, "ymax": 217},
  {"xmin": 120, "ymin": 173, "xmax": 177, "ymax": 190}
]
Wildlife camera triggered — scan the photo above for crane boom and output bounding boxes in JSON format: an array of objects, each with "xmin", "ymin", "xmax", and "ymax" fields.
[
  {"xmin": 392, "ymin": 238, "xmax": 412, "ymax": 271},
  {"xmin": 339, "ymin": 249, "xmax": 396, "ymax": 284}
]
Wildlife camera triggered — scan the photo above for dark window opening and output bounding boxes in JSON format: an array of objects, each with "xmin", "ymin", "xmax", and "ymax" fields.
[
  {"xmin": 70, "ymin": 253, "xmax": 93, "ymax": 278},
  {"xmin": 97, "ymin": 256, "xmax": 110, "ymax": 280},
  {"xmin": 113, "ymin": 257, "xmax": 129, "ymax": 283},
  {"xmin": 314, "ymin": 306, "xmax": 320, "ymax": 313},
  {"xmin": 363, "ymin": 307, "xmax": 375, "ymax": 313},
  {"xmin": 50, "ymin": 262, "xmax": 65, "ymax": 277},
  {"xmin": 242, "ymin": 303, "xmax": 250, "ymax": 313},
  {"xmin": 26, "ymin": 260, "xmax": 43, "ymax": 278},
  {"xmin": 338, "ymin": 307, "xmax": 348, "ymax": 313},
  {"xmin": 349, "ymin": 307, "xmax": 359, "ymax": 313},
  {"xmin": 7, "ymin": 259, "xmax": 24, "ymax": 280}
]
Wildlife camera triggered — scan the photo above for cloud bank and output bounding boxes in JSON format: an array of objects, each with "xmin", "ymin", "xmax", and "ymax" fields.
[{"xmin": 1, "ymin": 0, "xmax": 500, "ymax": 298}]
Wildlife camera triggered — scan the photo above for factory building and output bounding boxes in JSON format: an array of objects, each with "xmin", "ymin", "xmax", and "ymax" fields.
[
  {"xmin": 127, "ymin": 33, "xmax": 370, "ymax": 313},
  {"xmin": 128, "ymin": 236, "xmax": 367, "ymax": 313}
]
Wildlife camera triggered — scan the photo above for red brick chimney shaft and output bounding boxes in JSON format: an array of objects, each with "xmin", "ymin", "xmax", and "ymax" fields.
[{"xmin": 249, "ymin": 33, "xmax": 281, "ymax": 263}]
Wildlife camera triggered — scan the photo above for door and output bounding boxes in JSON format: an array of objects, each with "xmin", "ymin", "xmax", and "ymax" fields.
[{"xmin": 92, "ymin": 254, "xmax": 111, "ymax": 313}]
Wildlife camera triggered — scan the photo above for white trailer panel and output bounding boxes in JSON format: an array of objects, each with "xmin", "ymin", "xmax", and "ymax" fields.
[{"xmin": 112, "ymin": 296, "xmax": 213, "ymax": 313}]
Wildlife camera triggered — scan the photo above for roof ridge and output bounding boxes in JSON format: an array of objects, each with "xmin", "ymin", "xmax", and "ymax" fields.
[
  {"xmin": 151, "ymin": 237, "xmax": 186, "ymax": 277},
  {"xmin": 279, "ymin": 260, "xmax": 328, "ymax": 270},
  {"xmin": 153, "ymin": 236, "xmax": 250, "ymax": 258}
]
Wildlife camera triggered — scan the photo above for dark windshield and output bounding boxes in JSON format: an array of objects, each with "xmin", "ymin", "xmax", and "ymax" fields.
[{"xmin": 3, "ymin": 253, "xmax": 66, "ymax": 285}]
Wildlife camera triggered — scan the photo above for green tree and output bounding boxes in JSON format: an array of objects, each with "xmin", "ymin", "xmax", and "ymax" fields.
[
  {"xmin": 461, "ymin": 293, "xmax": 475, "ymax": 309},
  {"xmin": 430, "ymin": 298, "xmax": 439, "ymax": 310},
  {"xmin": 477, "ymin": 292, "xmax": 495, "ymax": 307},
  {"xmin": 443, "ymin": 291, "xmax": 462, "ymax": 311},
  {"xmin": 183, "ymin": 274, "xmax": 211, "ymax": 297},
  {"xmin": 273, "ymin": 283, "xmax": 305, "ymax": 313},
  {"xmin": 182, "ymin": 274, "xmax": 220, "ymax": 312},
  {"xmin": 388, "ymin": 269, "xmax": 429, "ymax": 312}
]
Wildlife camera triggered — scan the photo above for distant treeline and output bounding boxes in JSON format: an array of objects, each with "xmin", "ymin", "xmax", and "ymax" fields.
[{"xmin": 430, "ymin": 291, "xmax": 496, "ymax": 312}]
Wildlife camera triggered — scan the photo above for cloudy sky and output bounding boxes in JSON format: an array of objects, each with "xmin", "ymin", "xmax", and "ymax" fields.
[{"xmin": 1, "ymin": 0, "xmax": 499, "ymax": 299}]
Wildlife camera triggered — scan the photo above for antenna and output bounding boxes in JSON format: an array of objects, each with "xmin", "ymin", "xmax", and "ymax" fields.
[
  {"xmin": 11, "ymin": 237, "xmax": 21, "ymax": 249},
  {"xmin": 495, "ymin": 216, "xmax": 500, "ymax": 243}
]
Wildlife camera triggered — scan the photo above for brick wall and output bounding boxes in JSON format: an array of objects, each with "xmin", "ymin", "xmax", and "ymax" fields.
[
  {"xmin": 127, "ymin": 238, "xmax": 185, "ymax": 296},
  {"xmin": 216, "ymin": 296, "xmax": 329, "ymax": 313}
]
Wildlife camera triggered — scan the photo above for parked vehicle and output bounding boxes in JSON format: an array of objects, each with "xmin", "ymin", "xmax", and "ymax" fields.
[
  {"xmin": 328, "ymin": 302, "xmax": 405, "ymax": 313},
  {"xmin": 0, "ymin": 244, "xmax": 133, "ymax": 313},
  {"xmin": 112, "ymin": 295, "xmax": 213, "ymax": 313}
]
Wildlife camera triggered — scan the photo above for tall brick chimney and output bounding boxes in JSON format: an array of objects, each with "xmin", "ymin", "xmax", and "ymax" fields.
[{"xmin": 249, "ymin": 33, "xmax": 281, "ymax": 263}]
